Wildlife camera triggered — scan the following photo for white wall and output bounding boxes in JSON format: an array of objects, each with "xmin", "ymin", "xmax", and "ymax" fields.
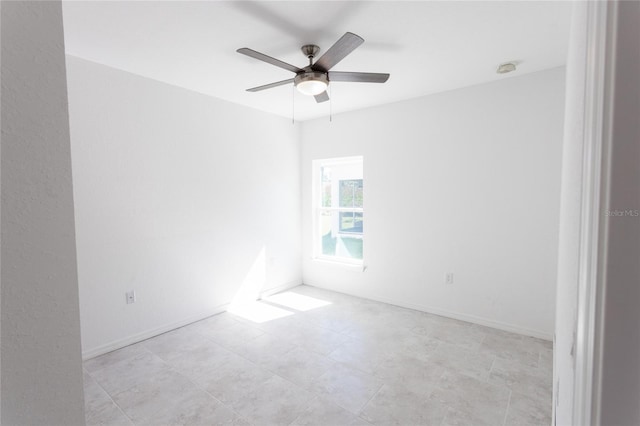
[
  {"xmin": 1, "ymin": 1, "xmax": 85, "ymax": 423},
  {"xmin": 301, "ymin": 68, "xmax": 565, "ymax": 339},
  {"xmin": 66, "ymin": 56, "xmax": 301, "ymax": 358}
]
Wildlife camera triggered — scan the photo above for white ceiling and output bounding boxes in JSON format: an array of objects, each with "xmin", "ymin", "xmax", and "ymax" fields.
[{"xmin": 62, "ymin": 1, "xmax": 573, "ymax": 121}]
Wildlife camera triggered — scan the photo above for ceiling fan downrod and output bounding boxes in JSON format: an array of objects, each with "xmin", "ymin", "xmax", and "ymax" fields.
[{"xmin": 301, "ymin": 44, "xmax": 320, "ymax": 66}]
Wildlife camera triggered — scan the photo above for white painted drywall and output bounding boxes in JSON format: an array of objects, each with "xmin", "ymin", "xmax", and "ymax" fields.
[
  {"xmin": 554, "ymin": 2, "xmax": 587, "ymax": 423},
  {"xmin": 66, "ymin": 56, "xmax": 301, "ymax": 357},
  {"xmin": 599, "ymin": 1, "xmax": 640, "ymax": 424},
  {"xmin": 301, "ymin": 68, "xmax": 565, "ymax": 339},
  {"xmin": 1, "ymin": 1, "xmax": 85, "ymax": 424}
]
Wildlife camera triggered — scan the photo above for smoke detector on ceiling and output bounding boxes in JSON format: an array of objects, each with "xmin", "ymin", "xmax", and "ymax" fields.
[{"xmin": 497, "ymin": 62, "xmax": 517, "ymax": 74}]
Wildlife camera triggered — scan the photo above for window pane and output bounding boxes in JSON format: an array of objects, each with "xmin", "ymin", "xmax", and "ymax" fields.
[
  {"xmin": 321, "ymin": 167, "xmax": 332, "ymax": 207},
  {"xmin": 321, "ymin": 182, "xmax": 331, "ymax": 208},
  {"xmin": 339, "ymin": 211, "xmax": 363, "ymax": 233},
  {"xmin": 320, "ymin": 210, "xmax": 333, "ymax": 255},
  {"xmin": 339, "ymin": 179, "xmax": 363, "ymax": 208},
  {"xmin": 315, "ymin": 157, "xmax": 363, "ymax": 263},
  {"xmin": 320, "ymin": 210, "xmax": 363, "ymax": 260}
]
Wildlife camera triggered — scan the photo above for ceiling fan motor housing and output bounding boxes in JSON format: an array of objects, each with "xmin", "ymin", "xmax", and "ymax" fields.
[
  {"xmin": 301, "ymin": 44, "xmax": 320, "ymax": 60},
  {"xmin": 294, "ymin": 71, "xmax": 329, "ymax": 96}
]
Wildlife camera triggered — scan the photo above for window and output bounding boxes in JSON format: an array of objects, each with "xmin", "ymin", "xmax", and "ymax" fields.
[{"xmin": 313, "ymin": 156, "xmax": 363, "ymax": 264}]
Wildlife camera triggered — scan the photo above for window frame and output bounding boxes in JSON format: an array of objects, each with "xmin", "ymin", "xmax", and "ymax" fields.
[{"xmin": 312, "ymin": 156, "xmax": 364, "ymax": 266}]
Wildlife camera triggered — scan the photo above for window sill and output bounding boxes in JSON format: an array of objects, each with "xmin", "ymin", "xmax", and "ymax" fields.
[{"xmin": 311, "ymin": 257, "xmax": 366, "ymax": 272}]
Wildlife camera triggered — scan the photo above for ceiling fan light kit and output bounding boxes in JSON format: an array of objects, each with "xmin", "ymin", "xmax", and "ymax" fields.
[
  {"xmin": 295, "ymin": 72, "xmax": 328, "ymax": 96},
  {"xmin": 237, "ymin": 32, "xmax": 390, "ymax": 104}
]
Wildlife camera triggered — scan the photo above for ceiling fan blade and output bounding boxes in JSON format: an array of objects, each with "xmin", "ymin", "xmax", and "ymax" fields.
[
  {"xmin": 237, "ymin": 48, "xmax": 303, "ymax": 74},
  {"xmin": 328, "ymin": 71, "xmax": 390, "ymax": 83},
  {"xmin": 314, "ymin": 91, "xmax": 330, "ymax": 103},
  {"xmin": 246, "ymin": 78, "xmax": 294, "ymax": 92},
  {"xmin": 312, "ymin": 32, "xmax": 364, "ymax": 72}
]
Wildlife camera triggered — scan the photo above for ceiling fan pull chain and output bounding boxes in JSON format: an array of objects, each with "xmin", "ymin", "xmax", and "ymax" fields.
[
  {"xmin": 292, "ymin": 84, "xmax": 295, "ymax": 125},
  {"xmin": 330, "ymin": 85, "xmax": 332, "ymax": 123}
]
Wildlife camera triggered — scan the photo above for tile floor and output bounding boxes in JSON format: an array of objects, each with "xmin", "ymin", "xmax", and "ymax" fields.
[{"xmin": 83, "ymin": 285, "xmax": 553, "ymax": 426}]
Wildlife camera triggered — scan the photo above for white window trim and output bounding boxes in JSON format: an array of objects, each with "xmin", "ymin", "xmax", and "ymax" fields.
[
  {"xmin": 310, "ymin": 257, "xmax": 367, "ymax": 272},
  {"xmin": 311, "ymin": 156, "xmax": 364, "ymax": 267}
]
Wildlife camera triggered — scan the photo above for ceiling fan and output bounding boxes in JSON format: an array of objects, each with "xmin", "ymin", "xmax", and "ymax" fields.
[{"xmin": 237, "ymin": 32, "xmax": 390, "ymax": 103}]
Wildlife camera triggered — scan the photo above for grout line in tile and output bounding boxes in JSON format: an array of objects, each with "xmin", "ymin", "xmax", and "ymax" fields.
[
  {"xmin": 501, "ymin": 389, "xmax": 513, "ymax": 426},
  {"xmin": 355, "ymin": 381, "xmax": 385, "ymax": 418},
  {"xmin": 488, "ymin": 355, "xmax": 497, "ymax": 377},
  {"xmin": 85, "ymin": 370, "xmax": 136, "ymax": 426},
  {"xmin": 192, "ymin": 378, "xmax": 259, "ymax": 425},
  {"xmin": 160, "ymin": 356, "xmax": 261, "ymax": 426},
  {"xmin": 84, "ymin": 344, "xmax": 154, "ymax": 375},
  {"xmin": 286, "ymin": 395, "xmax": 320, "ymax": 426},
  {"xmin": 438, "ymin": 406, "xmax": 450, "ymax": 426}
]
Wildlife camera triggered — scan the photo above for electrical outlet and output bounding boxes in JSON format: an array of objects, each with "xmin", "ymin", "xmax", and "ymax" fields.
[
  {"xmin": 445, "ymin": 272, "xmax": 454, "ymax": 284},
  {"xmin": 126, "ymin": 290, "xmax": 136, "ymax": 304}
]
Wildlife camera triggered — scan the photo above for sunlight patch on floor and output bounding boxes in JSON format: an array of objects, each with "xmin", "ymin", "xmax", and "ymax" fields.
[
  {"xmin": 228, "ymin": 300, "xmax": 294, "ymax": 323},
  {"xmin": 265, "ymin": 291, "xmax": 332, "ymax": 312}
]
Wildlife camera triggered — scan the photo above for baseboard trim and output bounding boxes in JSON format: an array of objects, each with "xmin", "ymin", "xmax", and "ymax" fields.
[
  {"xmin": 82, "ymin": 303, "xmax": 230, "ymax": 360},
  {"xmin": 83, "ymin": 279, "xmax": 549, "ymax": 359},
  {"xmin": 82, "ymin": 280, "xmax": 303, "ymax": 361},
  {"xmin": 302, "ymin": 282, "xmax": 553, "ymax": 341},
  {"xmin": 259, "ymin": 280, "xmax": 303, "ymax": 299}
]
